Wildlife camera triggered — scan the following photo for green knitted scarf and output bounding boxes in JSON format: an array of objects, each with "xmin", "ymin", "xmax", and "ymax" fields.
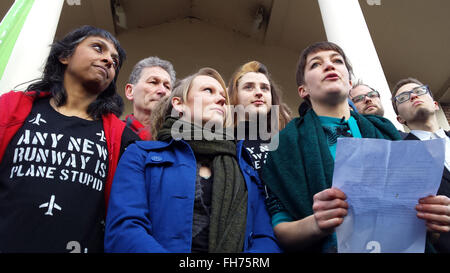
[{"xmin": 158, "ymin": 117, "xmax": 248, "ymax": 253}]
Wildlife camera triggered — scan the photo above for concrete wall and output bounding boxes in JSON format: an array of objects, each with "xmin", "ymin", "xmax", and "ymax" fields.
[
  {"xmin": 115, "ymin": 18, "xmax": 450, "ymax": 132},
  {"xmin": 115, "ymin": 18, "xmax": 301, "ymax": 119},
  {"xmin": 438, "ymin": 104, "xmax": 450, "ymax": 130}
]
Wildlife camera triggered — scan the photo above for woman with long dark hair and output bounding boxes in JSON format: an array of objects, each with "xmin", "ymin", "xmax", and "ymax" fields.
[{"xmin": 0, "ymin": 25, "xmax": 138, "ymax": 252}]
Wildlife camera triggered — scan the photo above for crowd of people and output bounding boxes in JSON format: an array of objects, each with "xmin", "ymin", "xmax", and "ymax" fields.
[{"xmin": 0, "ymin": 25, "xmax": 448, "ymax": 253}]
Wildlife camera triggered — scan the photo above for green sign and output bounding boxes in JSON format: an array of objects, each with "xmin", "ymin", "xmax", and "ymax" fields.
[{"xmin": 0, "ymin": 0, "xmax": 35, "ymax": 80}]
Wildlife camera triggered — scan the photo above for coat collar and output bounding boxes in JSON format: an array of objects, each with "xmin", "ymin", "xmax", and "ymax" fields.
[{"xmin": 135, "ymin": 138, "xmax": 251, "ymax": 164}]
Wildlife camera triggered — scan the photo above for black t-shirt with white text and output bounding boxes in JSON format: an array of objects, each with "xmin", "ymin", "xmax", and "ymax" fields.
[
  {"xmin": 236, "ymin": 121, "xmax": 271, "ymax": 178},
  {"xmin": 0, "ymin": 98, "xmax": 115, "ymax": 252}
]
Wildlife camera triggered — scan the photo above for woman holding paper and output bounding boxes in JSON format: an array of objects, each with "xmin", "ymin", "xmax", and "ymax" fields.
[
  {"xmin": 261, "ymin": 41, "xmax": 403, "ymax": 252},
  {"xmin": 263, "ymin": 41, "xmax": 450, "ymax": 253}
]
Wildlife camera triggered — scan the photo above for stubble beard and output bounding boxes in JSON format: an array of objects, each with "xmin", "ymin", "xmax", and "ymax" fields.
[
  {"xmin": 365, "ymin": 105, "xmax": 385, "ymax": 116},
  {"xmin": 373, "ymin": 108, "xmax": 385, "ymax": 116},
  {"xmin": 412, "ymin": 106, "xmax": 435, "ymax": 123}
]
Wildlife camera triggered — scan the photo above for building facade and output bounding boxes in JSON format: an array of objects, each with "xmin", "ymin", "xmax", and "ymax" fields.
[{"xmin": 1, "ymin": 0, "xmax": 449, "ymax": 130}]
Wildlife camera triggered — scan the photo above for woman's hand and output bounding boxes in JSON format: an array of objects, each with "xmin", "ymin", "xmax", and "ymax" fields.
[{"xmin": 312, "ymin": 188, "xmax": 349, "ymax": 234}]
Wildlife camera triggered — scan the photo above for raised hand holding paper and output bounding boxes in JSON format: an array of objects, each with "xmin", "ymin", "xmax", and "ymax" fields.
[{"xmin": 332, "ymin": 138, "xmax": 445, "ymax": 253}]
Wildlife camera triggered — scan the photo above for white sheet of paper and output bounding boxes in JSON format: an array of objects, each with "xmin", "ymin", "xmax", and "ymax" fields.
[{"xmin": 332, "ymin": 138, "xmax": 445, "ymax": 253}]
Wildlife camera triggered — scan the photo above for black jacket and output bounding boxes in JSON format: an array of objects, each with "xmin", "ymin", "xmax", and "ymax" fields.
[{"xmin": 404, "ymin": 132, "xmax": 450, "ymax": 252}]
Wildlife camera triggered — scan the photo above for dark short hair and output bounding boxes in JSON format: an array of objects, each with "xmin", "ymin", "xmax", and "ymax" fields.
[
  {"xmin": 26, "ymin": 25, "xmax": 127, "ymax": 119},
  {"xmin": 296, "ymin": 41, "xmax": 353, "ymax": 87},
  {"xmin": 391, "ymin": 77, "xmax": 427, "ymax": 115}
]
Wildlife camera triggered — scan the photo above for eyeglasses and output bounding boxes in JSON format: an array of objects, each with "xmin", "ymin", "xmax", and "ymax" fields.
[
  {"xmin": 393, "ymin": 85, "xmax": 429, "ymax": 104},
  {"xmin": 351, "ymin": 90, "xmax": 380, "ymax": 103}
]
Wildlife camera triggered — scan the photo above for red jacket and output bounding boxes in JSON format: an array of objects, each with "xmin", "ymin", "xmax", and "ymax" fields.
[
  {"xmin": 0, "ymin": 90, "xmax": 125, "ymax": 211},
  {"xmin": 124, "ymin": 114, "xmax": 152, "ymax": 140}
]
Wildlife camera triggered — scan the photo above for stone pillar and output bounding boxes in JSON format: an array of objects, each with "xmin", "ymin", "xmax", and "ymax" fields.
[
  {"xmin": 318, "ymin": 0, "xmax": 402, "ymax": 129},
  {"xmin": 0, "ymin": 0, "xmax": 64, "ymax": 94}
]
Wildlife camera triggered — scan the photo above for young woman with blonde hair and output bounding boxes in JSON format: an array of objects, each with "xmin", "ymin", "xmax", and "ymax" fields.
[{"xmin": 228, "ymin": 61, "xmax": 292, "ymax": 175}]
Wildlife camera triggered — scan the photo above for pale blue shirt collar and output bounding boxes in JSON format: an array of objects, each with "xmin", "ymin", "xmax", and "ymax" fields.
[
  {"xmin": 411, "ymin": 128, "xmax": 450, "ymax": 171},
  {"xmin": 410, "ymin": 128, "xmax": 446, "ymax": 140}
]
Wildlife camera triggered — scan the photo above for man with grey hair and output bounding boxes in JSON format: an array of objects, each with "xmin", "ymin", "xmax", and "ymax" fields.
[
  {"xmin": 124, "ymin": 56, "xmax": 176, "ymax": 140},
  {"xmin": 349, "ymin": 80, "xmax": 385, "ymax": 116}
]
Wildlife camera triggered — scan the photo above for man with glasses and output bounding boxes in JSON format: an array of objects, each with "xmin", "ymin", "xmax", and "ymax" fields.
[
  {"xmin": 349, "ymin": 80, "xmax": 384, "ymax": 116},
  {"xmin": 392, "ymin": 77, "xmax": 450, "ymax": 252}
]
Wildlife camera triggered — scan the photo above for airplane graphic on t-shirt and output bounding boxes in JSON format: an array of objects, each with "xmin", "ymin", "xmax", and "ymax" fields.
[
  {"xmin": 96, "ymin": 130, "xmax": 106, "ymax": 142},
  {"xmin": 39, "ymin": 195, "xmax": 62, "ymax": 216},
  {"xmin": 29, "ymin": 113, "xmax": 47, "ymax": 126}
]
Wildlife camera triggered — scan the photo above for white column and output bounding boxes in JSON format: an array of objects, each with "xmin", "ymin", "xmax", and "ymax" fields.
[
  {"xmin": 0, "ymin": 0, "xmax": 64, "ymax": 94},
  {"xmin": 318, "ymin": 0, "xmax": 402, "ymax": 129}
]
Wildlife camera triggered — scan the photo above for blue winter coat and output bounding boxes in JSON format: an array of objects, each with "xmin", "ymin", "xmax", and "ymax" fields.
[{"xmin": 104, "ymin": 138, "xmax": 281, "ymax": 253}]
